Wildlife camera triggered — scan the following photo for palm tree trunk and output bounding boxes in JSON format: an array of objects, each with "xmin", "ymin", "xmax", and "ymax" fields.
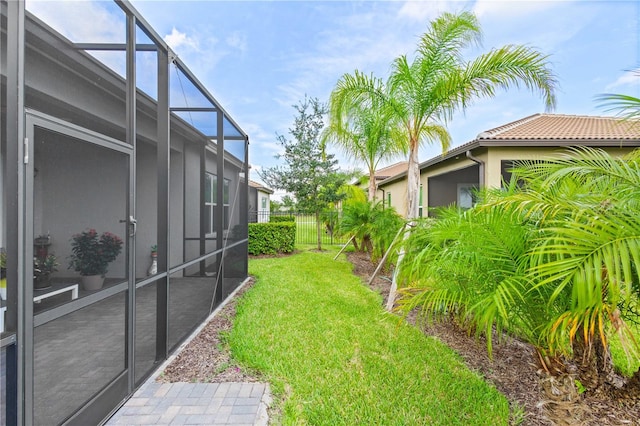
[
  {"xmin": 369, "ymin": 171, "xmax": 377, "ymax": 201},
  {"xmin": 406, "ymin": 141, "xmax": 420, "ymax": 219},
  {"xmin": 572, "ymin": 326, "xmax": 618, "ymax": 391},
  {"xmin": 388, "ymin": 140, "xmax": 420, "ymax": 310}
]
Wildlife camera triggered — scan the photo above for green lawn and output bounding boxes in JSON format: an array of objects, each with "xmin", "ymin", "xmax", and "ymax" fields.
[{"xmin": 230, "ymin": 248, "xmax": 511, "ymax": 425}]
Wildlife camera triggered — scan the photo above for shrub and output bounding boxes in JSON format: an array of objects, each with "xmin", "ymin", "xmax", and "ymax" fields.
[
  {"xmin": 270, "ymin": 215, "xmax": 296, "ymax": 223},
  {"xmin": 248, "ymin": 222, "xmax": 296, "ymax": 255}
]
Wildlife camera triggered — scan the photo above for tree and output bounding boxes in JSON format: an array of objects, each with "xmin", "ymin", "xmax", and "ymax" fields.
[
  {"xmin": 259, "ymin": 96, "xmax": 348, "ymax": 250},
  {"xmin": 280, "ymin": 195, "xmax": 296, "ymax": 212},
  {"xmin": 269, "ymin": 199, "xmax": 282, "ymax": 213},
  {"xmin": 324, "ymin": 93, "xmax": 404, "ymax": 201},
  {"xmin": 329, "ymin": 11, "xmax": 557, "ymax": 219}
]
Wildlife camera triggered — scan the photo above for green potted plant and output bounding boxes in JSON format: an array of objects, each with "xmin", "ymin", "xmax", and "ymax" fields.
[
  {"xmin": 68, "ymin": 229, "xmax": 124, "ymax": 291},
  {"xmin": 34, "ymin": 254, "xmax": 59, "ymax": 290}
]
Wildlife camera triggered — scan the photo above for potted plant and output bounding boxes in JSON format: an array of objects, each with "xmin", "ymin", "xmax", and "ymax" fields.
[
  {"xmin": 34, "ymin": 254, "xmax": 59, "ymax": 290},
  {"xmin": 68, "ymin": 229, "xmax": 124, "ymax": 291}
]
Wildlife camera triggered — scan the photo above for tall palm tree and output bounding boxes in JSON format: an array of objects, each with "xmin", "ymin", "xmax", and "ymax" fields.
[
  {"xmin": 324, "ymin": 89, "xmax": 404, "ymax": 201},
  {"xmin": 329, "ymin": 11, "xmax": 557, "ymax": 219}
]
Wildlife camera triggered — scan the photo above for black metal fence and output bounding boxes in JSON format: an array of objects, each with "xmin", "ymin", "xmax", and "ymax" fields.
[{"xmin": 250, "ymin": 210, "xmax": 347, "ymax": 246}]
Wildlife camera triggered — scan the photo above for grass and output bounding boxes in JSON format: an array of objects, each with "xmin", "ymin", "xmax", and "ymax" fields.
[
  {"xmin": 610, "ymin": 319, "xmax": 640, "ymax": 377},
  {"xmin": 230, "ymin": 247, "xmax": 510, "ymax": 425}
]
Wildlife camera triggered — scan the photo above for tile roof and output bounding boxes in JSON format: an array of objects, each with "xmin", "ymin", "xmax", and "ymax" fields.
[
  {"xmin": 249, "ymin": 180, "xmax": 274, "ymax": 194},
  {"xmin": 377, "ymin": 113, "xmax": 640, "ymax": 186},
  {"xmin": 375, "ymin": 161, "xmax": 408, "ymax": 180},
  {"xmin": 476, "ymin": 113, "xmax": 640, "ymax": 140}
]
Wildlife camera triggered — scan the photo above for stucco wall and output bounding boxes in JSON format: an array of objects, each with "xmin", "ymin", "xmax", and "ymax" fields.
[{"xmin": 484, "ymin": 146, "xmax": 636, "ymax": 188}]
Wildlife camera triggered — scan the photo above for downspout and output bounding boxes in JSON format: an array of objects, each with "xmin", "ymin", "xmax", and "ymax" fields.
[{"xmin": 466, "ymin": 150, "xmax": 485, "ymax": 188}]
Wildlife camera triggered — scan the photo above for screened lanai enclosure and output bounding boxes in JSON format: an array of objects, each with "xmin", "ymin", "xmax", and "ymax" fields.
[{"xmin": 0, "ymin": 1, "xmax": 250, "ymax": 424}]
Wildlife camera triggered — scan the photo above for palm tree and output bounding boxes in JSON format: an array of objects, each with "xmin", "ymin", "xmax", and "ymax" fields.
[
  {"xmin": 495, "ymin": 147, "xmax": 640, "ymax": 388},
  {"xmin": 399, "ymin": 148, "xmax": 640, "ymax": 388},
  {"xmin": 328, "ymin": 11, "xmax": 557, "ymax": 219},
  {"xmin": 337, "ymin": 198, "xmax": 404, "ymax": 261},
  {"xmin": 397, "ymin": 190, "xmax": 553, "ymax": 359},
  {"xmin": 324, "ymin": 88, "xmax": 404, "ymax": 201}
]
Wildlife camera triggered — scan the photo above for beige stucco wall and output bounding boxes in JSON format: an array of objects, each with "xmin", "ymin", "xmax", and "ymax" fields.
[
  {"xmin": 379, "ymin": 145, "xmax": 638, "ymax": 215},
  {"xmin": 378, "ymin": 179, "xmax": 408, "ymax": 216},
  {"xmin": 484, "ymin": 146, "xmax": 636, "ymax": 188}
]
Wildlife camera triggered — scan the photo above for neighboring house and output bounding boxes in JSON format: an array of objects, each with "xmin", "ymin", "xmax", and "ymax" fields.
[
  {"xmin": 356, "ymin": 161, "xmax": 408, "ymax": 201},
  {"xmin": 378, "ymin": 114, "xmax": 640, "ymax": 217},
  {"xmin": 249, "ymin": 180, "xmax": 274, "ymax": 223},
  {"xmin": 1, "ymin": 2, "xmax": 249, "ymax": 425}
]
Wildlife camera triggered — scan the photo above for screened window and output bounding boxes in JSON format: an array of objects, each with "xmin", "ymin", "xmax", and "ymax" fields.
[
  {"xmin": 457, "ymin": 184, "xmax": 478, "ymax": 209},
  {"xmin": 205, "ymin": 173, "xmax": 230, "ymax": 234}
]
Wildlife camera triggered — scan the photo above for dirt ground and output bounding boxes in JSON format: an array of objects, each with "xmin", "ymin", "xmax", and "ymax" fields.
[{"xmin": 158, "ymin": 250, "xmax": 640, "ymax": 425}]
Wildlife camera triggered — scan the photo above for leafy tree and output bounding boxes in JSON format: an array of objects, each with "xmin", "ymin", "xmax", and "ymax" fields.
[
  {"xmin": 329, "ymin": 11, "xmax": 557, "ymax": 219},
  {"xmin": 280, "ymin": 195, "xmax": 296, "ymax": 212},
  {"xmin": 259, "ymin": 96, "xmax": 348, "ymax": 250},
  {"xmin": 269, "ymin": 199, "xmax": 282, "ymax": 213}
]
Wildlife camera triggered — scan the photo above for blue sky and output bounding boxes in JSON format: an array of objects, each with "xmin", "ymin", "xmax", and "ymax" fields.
[{"xmin": 27, "ymin": 0, "xmax": 639, "ymax": 196}]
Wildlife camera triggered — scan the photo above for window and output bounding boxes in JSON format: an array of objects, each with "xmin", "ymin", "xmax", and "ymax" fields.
[
  {"xmin": 205, "ymin": 173, "xmax": 230, "ymax": 234},
  {"xmin": 261, "ymin": 196, "xmax": 267, "ymax": 210},
  {"xmin": 387, "ymin": 192, "xmax": 391, "ymax": 208},
  {"xmin": 457, "ymin": 184, "xmax": 478, "ymax": 209}
]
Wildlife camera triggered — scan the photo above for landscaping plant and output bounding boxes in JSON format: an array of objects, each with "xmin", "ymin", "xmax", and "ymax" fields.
[
  {"xmin": 396, "ymin": 147, "xmax": 640, "ymax": 394},
  {"xmin": 337, "ymin": 199, "xmax": 404, "ymax": 262}
]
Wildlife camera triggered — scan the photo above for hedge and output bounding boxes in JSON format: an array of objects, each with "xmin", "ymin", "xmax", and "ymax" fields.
[
  {"xmin": 270, "ymin": 215, "xmax": 296, "ymax": 223},
  {"xmin": 248, "ymin": 222, "xmax": 296, "ymax": 255}
]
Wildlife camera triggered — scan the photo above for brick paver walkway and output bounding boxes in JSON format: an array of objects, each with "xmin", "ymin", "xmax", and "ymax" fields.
[{"xmin": 106, "ymin": 382, "xmax": 270, "ymax": 425}]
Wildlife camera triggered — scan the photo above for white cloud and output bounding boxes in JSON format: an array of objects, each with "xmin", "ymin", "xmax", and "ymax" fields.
[
  {"xmin": 226, "ymin": 31, "xmax": 248, "ymax": 53},
  {"xmin": 472, "ymin": 0, "xmax": 559, "ymax": 20},
  {"xmin": 605, "ymin": 70, "xmax": 640, "ymax": 91},
  {"xmin": 164, "ymin": 27, "xmax": 200, "ymax": 51},
  {"xmin": 471, "ymin": 1, "xmax": 598, "ymax": 53},
  {"xmin": 26, "ymin": 0, "xmax": 124, "ymax": 43},
  {"xmin": 273, "ymin": 2, "xmax": 425, "ymax": 108},
  {"xmin": 397, "ymin": 0, "xmax": 461, "ymax": 22}
]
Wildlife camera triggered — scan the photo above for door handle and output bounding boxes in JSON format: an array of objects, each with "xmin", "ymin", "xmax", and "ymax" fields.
[{"xmin": 120, "ymin": 216, "xmax": 137, "ymax": 237}]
